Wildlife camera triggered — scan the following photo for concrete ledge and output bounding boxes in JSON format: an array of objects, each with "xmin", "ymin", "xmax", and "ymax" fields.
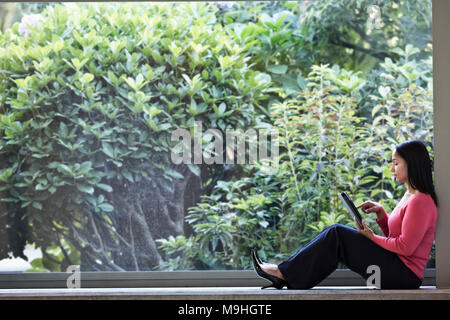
[
  {"xmin": 0, "ymin": 269, "xmax": 436, "ymax": 288},
  {"xmin": 0, "ymin": 286, "xmax": 449, "ymax": 300}
]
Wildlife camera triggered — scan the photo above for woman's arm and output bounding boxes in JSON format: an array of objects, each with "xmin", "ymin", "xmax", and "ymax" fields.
[{"xmin": 371, "ymin": 196, "xmax": 434, "ymax": 256}]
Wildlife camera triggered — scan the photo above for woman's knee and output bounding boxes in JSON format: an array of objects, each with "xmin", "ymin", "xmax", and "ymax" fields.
[
  {"xmin": 318, "ymin": 224, "xmax": 344, "ymax": 240},
  {"xmin": 326, "ymin": 224, "xmax": 351, "ymax": 234},
  {"xmin": 323, "ymin": 224, "xmax": 359, "ymax": 241}
]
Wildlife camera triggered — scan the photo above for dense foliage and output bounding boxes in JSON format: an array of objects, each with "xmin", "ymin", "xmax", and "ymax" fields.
[
  {"xmin": 0, "ymin": 1, "xmax": 433, "ymax": 271},
  {"xmin": 0, "ymin": 2, "xmax": 273, "ymax": 271}
]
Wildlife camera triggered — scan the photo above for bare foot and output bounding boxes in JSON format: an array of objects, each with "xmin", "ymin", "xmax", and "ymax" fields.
[{"xmin": 261, "ymin": 263, "xmax": 286, "ymax": 281}]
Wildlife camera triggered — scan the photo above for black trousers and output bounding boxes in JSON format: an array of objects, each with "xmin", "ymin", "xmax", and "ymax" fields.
[{"xmin": 277, "ymin": 224, "xmax": 422, "ymax": 289}]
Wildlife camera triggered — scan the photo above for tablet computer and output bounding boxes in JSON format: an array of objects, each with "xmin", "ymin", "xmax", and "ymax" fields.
[{"xmin": 339, "ymin": 192, "xmax": 364, "ymax": 230}]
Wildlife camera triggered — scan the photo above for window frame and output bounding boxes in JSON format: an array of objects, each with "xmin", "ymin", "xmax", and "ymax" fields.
[
  {"xmin": 0, "ymin": 269, "xmax": 437, "ymax": 289},
  {"xmin": 1, "ymin": 0, "xmax": 447, "ymax": 289}
]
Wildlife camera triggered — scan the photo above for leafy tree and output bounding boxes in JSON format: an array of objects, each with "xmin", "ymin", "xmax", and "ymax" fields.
[
  {"xmin": 155, "ymin": 0, "xmax": 434, "ymax": 269},
  {"xmin": 0, "ymin": 1, "xmax": 433, "ymax": 272},
  {"xmin": 0, "ymin": 2, "xmax": 272, "ymax": 271},
  {"xmin": 298, "ymin": 0, "xmax": 432, "ymax": 73},
  {"xmin": 163, "ymin": 57, "xmax": 433, "ymax": 270}
]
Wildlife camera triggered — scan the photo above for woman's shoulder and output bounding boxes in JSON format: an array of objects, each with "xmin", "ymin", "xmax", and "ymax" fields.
[{"xmin": 408, "ymin": 193, "xmax": 437, "ymax": 211}]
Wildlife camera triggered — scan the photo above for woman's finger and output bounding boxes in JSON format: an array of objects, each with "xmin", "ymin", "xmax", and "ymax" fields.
[
  {"xmin": 359, "ymin": 203, "xmax": 376, "ymax": 214},
  {"xmin": 357, "ymin": 202, "xmax": 372, "ymax": 211},
  {"xmin": 356, "ymin": 202, "xmax": 367, "ymax": 209},
  {"xmin": 354, "ymin": 218, "xmax": 361, "ymax": 232}
]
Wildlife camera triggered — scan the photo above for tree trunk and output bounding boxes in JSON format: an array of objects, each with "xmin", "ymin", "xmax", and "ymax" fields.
[{"xmin": 60, "ymin": 166, "xmax": 199, "ymax": 271}]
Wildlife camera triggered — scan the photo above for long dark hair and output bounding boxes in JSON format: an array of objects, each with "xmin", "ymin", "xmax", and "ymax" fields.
[{"xmin": 395, "ymin": 140, "xmax": 438, "ymax": 206}]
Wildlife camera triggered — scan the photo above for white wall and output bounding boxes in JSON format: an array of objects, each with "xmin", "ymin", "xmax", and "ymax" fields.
[{"xmin": 433, "ymin": 0, "xmax": 450, "ymax": 289}]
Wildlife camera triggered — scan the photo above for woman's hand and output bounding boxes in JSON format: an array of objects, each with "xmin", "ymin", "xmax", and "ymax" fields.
[
  {"xmin": 356, "ymin": 201, "xmax": 385, "ymax": 220},
  {"xmin": 355, "ymin": 218, "xmax": 375, "ymax": 241}
]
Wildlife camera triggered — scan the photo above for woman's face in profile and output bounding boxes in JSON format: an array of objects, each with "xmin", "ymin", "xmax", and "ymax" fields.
[{"xmin": 391, "ymin": 151, "xmax": 408, "ymax": 184}]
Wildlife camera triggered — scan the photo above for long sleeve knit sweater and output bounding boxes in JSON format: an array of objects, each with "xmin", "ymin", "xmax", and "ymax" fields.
[{"xmin": 372, "ymin": 193, "xmax": 437, "ymax": 281}]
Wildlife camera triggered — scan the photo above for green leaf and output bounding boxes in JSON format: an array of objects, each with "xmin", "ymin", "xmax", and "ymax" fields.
[
  {"xmin": 296, "ymin": 75, "xmax": 307, "ymax": 90},
  {"xmin": 122, "ymin": 169, "xmax": 134, "ymax": 182},
  {"xmin": 146, "ymin": 119, "xmax": 159, "ymax": 131},
  {"xmin": 69, "ymin": 57, "xmax": 88, "ymax": 70},
  {"xmin": 144, "ymin": 105, "xmax": 162, "ymax": 117},
  {"xmin": 32, "ymin": 202, "xmax": 43, "ymax": 210},
  {"xmin": 102, "ymin": 142, "xmax": 115, "ymax": 158},
  {"xmin": 384, "ymin": 190, "xmax": 393, "ymax": 199},
  {"xmin": 134, "ymin": 102, "xmax": 144, "ymax": 113},
  {"xmin": 187, "ymin": 164, "xmax": 200, "ymax": 177},
  {"xmin": 267, "ymin": 64, "xmax": 288, "ymax": 74},
  {"xmin": 258, "ymin": 221, "xmax": 269, "ymax": 228},
  {"xmin": 35, "ymin": 183, "xmax": 48, "ymax": 191},
  {"xmin": 98, "ymin": 203, "xmax": 114, "ymax": 212},
  {"xmin": 97, "ymin": 183, "xmax": 113, "ymax": 192},
  {"xmin": 78, "ymin": 161, "xmax": 92, "ymax": 174},
  {"xmin": 165, "ymin": 169, "xmax": 184, "ymax": 179},
  {"xmin": 0, "ymin": 167, "xmax": 14, "ymax": 182},
  {"xmin": 57, "ymin": 164, "xmax": 74, "ymax": 176},
  {"xmin": 76, "ymin": 184, "xmax": 94, "ymax": 194},
  {"xmin": 82, "ymin": 73, "xmax": 94, "ymax": 83}
]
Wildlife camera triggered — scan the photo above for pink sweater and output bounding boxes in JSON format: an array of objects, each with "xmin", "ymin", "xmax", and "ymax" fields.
[{"xmin": 372, "ymin": 193, "xmax": 437, "ymax": 281}]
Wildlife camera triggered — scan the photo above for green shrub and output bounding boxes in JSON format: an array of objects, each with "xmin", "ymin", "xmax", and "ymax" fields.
[
  {"xmin": 0, "ymin": 2, "xmax": 272, "ymax": 271},
  {"xmin": 167, "ymin": 60, "xmax": 433, "ymax": 270}
]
